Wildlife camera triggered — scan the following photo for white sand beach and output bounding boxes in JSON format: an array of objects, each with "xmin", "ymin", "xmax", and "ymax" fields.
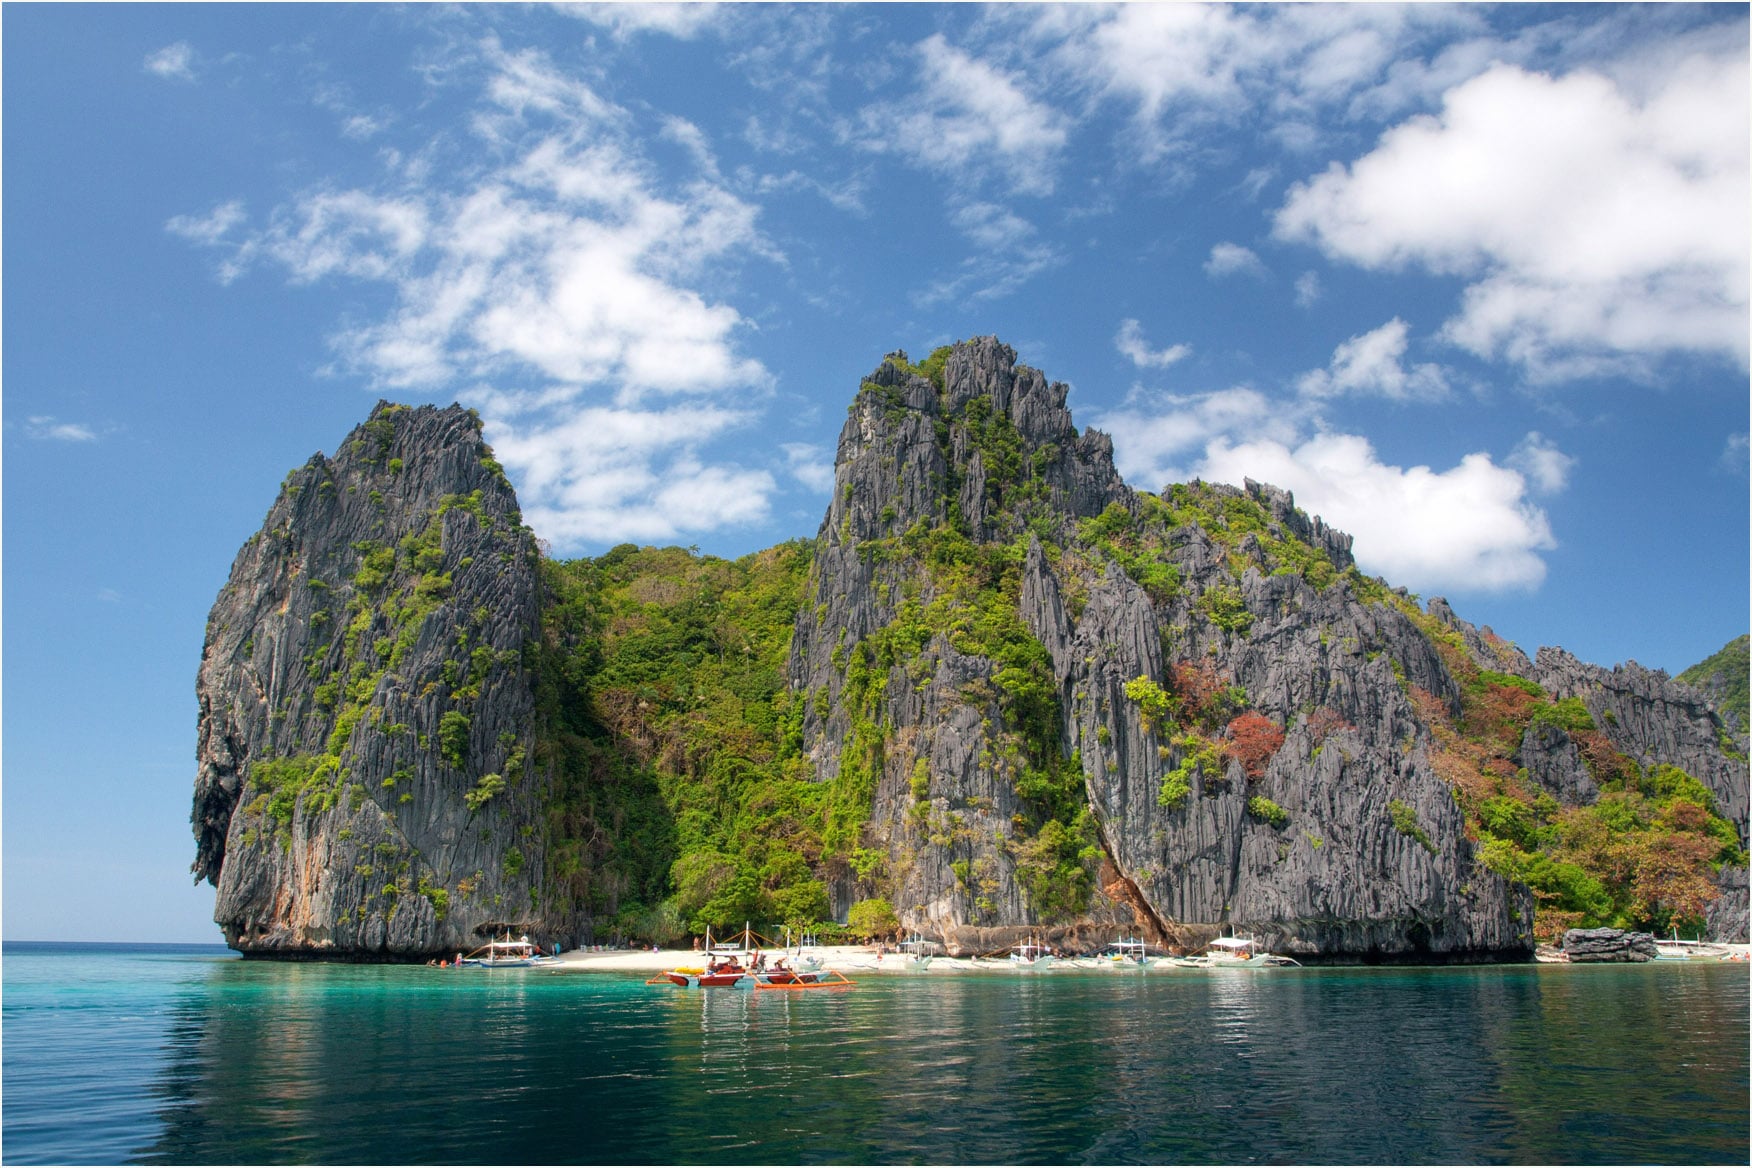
[
  {"xmin": 550, "ymin": 945, "xmax": 968, "ymax": 975},
  {"xmin": 540, "ymin": 942, "xmax": 1749, "ymax": 974}
]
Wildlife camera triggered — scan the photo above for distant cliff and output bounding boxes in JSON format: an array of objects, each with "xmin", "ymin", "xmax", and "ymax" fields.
[{"xmin": 194, "ymin": 341, "xmax": 1750, "ymax": 957}]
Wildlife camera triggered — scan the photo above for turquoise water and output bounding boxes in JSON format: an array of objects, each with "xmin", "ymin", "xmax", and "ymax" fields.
[{"xmin": 2, "ymin": 943, "xmax": 1747, "ymax": 1165}]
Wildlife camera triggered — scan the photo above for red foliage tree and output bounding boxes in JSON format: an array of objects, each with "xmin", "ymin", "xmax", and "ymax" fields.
[
  {"xmin": 1303, "ymin": 706, "xmax": 1354, "ymax": 744},
  {"xmin": 1464, "ymin": 681, "xmax": 1540, "ymax": 754},
  {"xmin": 1226, "ymin": 711, "xmax": 1286, "ymax": 780},
  {"xmin": 1169, "ymin": 660, "xmax": 1244, "ymax": 728}
]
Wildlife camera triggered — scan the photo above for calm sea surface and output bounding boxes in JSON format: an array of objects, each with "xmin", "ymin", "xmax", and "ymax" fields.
[{"xmin": 2, "ymin": 942, "xmax": 1746, "ymax": 1165}]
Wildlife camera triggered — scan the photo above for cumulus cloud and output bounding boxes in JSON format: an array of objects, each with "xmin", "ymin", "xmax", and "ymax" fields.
[
  {"xmin": 1296, "ymin": 318, "xmax": 1449, "ymax": 401},
  {"xmin": 1275, "ymin": 55, "xmax": 1750, "ymax": 380},
  {"xmin": 856, "ymin": 34, "xmax": 1069, "ymax": 196},
  {"xmin": 144, "ymin": 42, "xmax": 196, "ymax": 82},
  {"xmin": 914, "ymin": 242, "xmax": 1065, "ymax": 306},
  {"xmin": 1204, "ymin": 242, "xmax": 1266, "ymax": 279},
  {"xmin": 951, "ymin": 202, "xmax": 1037, "ymax": 251},
  {"xmin": 479, "ymin": 403, "xmax": 772, "ymax": 544},
  {"xmin": 1098, "ymin": 389, "xmax": 1559, "ymax": 592},
  {"xmin": 1198, "ymin": 433, "xmax": 1556, "ymax": 591},
  {"xmin": 1115, "ymin": 319, "xmax": 1191, "ymax": 369},
  {"xmin": 1096, "ymin": 387, "xmax": 1303, "ymax": 489},
  {"xmin": 170, "ymin": 39, "xmax": 775, "ymax": 550}
]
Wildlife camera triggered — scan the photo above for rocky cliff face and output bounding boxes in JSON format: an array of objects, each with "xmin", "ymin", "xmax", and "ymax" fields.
[
  {"xmin": 196, "ymin": 339, "xmax": 1750, "ymax": 957},
  {"xmin": 192, "ymin": 403, "xmax": 550, "ymax": 958},
  {"xmin": 784, "ymin": 339, "xmax": 1747, "ymax": 955},
  {"xmin": 786, "ymin": 341, "xmax": 1522, "ymax": 958},
  {"xmin": 1531, "ymin": 647, "xmax": 1748, "ymax": 941}
]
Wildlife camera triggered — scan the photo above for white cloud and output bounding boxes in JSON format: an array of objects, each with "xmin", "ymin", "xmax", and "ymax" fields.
[
  {"xmin": 478, "ymin": 402, "xmax": 771, "ymax": 544},
  {"xmin": 951, "ymin": 202, "xmax": 1036, "ymax": 251},
  {"xmin": 1096, "ymin": 387, "xmax": 1302, "ymax": 488},
  {"xmin": 1036, "ymin": 4, "xmax": 1478, "ymax": 159},
  {"xmin": 250, "ymin": 190, "xmax": 430, "ymax": 286},
  {"xmin": 171, "ymin": 39, "xmax": 776, "ymax": 552},
  {"xmin": 781, "ymin": 443, "xmax": 835, "ymax": 493},
  {"xmin": 1294, "ymin": 270, "xmax": 1322, "ymax": 307},
  {"xmin": 166, "ymin": 201, "xmax": 247, "ymax": 249},
  {"xmin": 1114, "ymin": 319, "xmax": 1191, "ymax": 370},
  {"xmin": 1296, "ymin": 318, "xmax": 1449, "ymax": 401},
  {"xmin": 144, "ymin": 42, "xmax": 196, "ymax": 82},
  {"xmin": 563, "ymin": 3, "xmax": 727, "ymax": 41},
  {"xmin": 24, "ymin": 416, "xmax": 97, "ymax": 442},
  {"xmin": 1507, "ymin": 432, "xmax": 1575, "ymax": 493},
  {"xmin": 1197, "ymin": 434, "xmax": 1556, "ymax": 591},
  {"xmin": 1723, "ymin": 433, "xmax": 1750, "ymax": 475},
  {"xmin": 1276, "ymin": 55, "xmax": 1750, "ymax": 380},
  {"xmin": 1098, "ymin": 390, "xmax": 1559, "ymax": 592},
  {"xmin": 1204, "ymin": 242, "xmax": 1267, "ymax": 279},
  {"xmin": 914, "ymin": 242, "xmax": 1064, "ymax": 306},
  {"xmin": 856, "ymin": 34, "xmax": 1069, "ymax": 196}
]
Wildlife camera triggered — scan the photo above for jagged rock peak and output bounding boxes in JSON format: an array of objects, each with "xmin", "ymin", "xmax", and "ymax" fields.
[
  {"xmin": 1534, "ymin": 645, "xmax": 1747, "ymax": 840},
  {"xmin": 192, "ymin": 399, "xmax": 546, "ymax": 958},
  {"xmin": 867, "ymin": 336, "xmax": 1076, "ymax": 445},
  {"xmin": 825, "ymin": 336, "xmax": 1131, "ymax": 546},
  {"xmin": 1243, "ymin": 479, "xmax": 1355, "ymax": 572}
]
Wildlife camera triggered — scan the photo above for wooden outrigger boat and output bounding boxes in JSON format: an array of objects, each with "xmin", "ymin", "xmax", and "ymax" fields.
[
  {"xmin": 753, "ymin": 969, "xmax": 854, "ymax": 991},
  {"xmin": 457, "ymin": 934, "xmax": 555, "ymax": 968},
  {"xmin": 1100, "ymin": 937, "xmax": 1155, "ymax": 967},
  {"xmin": 1655, "ymin": 928, "xmax": 1730, "ymax": 961},
  {"xmin": 897, "ymin": 935, "xmax": 940, "ymax": 970},
  {"xmin": 1169, "ymin": 935, "xmax": 1300, "ymax": 968},
  {"xmin": 647, "ymin": 924, "xmax": 854, "ymax": 990}
]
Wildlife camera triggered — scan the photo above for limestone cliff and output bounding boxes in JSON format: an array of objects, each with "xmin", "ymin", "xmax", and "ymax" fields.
[
  {"xmin": 785, "ymin": 339, "xmax": 1745, "ymax": 954},
  {"xmin": 788, "ymin": 341, "xmax": 1535, "ymax": 957},
  {"xmin": 192, "ymin": 403, "xmax": 549, "ymax": 957},
  {"xmin": 194, "ymin": 339, "xmax": 1750, "ymax": 958}
]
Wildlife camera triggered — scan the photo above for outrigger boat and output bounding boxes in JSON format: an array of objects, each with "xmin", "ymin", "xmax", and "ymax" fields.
[
  {"xmin": 1100, "ymin": 937, "xmax": 1155, "ymax": 967},
  {"xmin": 783, "ymin": 927, "xmax": 824, "ymax": 971},
  {"xmin": 651, "ymin": 925, "xmax": 755, "ymax": 987},
  {"xmin": 898, "ymin": 934, "xmax": 941, "ymax": 970},
  {"xmin": 648, "ymin": 924, "xmax": 854, "ymax": 990},
  {"xmin": 1170, "ymin": 935, "xmax": 1299, "ymax": 968},
  {"xmin": 750, "ymin": 967, "xmax": 855, "ymax": 991},
  {"xmin": 1009, "ymin": 936, "xmax": 1056, "ymax": 968},
  {"xmin": 1655, "ymin": 928, "xmax": 1730, "ymax": 961},
  {"xmin": 458, "ymin": 934, "xmax": 555, "ymax": 968}
]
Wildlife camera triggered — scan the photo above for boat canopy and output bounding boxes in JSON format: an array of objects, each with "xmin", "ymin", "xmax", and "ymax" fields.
[{"xmin": 1207, "ymin": 937, "xmax": 1256, "ymax": 952}]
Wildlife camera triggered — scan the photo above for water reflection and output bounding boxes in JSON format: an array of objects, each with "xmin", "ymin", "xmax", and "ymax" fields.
[{"xmin": 120, "ymin": 960, "xmax": 1749, "ymax": 1165}]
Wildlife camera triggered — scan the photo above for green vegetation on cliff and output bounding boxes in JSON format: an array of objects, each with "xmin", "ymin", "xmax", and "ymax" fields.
[
  {"xmin": 1678, "ymin": 634, "xmax": 1749, "ymax": 735},
  {"xmin": 1408, "ymin": 646, "xmax": 1743, "ymax": 941},
  {"xmin": 531, "ymin": 542, "xmax": 827, "ymax": 941}
]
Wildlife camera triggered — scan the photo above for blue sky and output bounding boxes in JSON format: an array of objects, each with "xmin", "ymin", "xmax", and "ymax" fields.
[{"xmin": 4, "ymin": 3, "xmax": 1747, "ymax": 943}]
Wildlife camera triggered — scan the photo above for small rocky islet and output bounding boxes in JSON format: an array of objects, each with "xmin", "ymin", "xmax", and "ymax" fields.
[{"xmin": 190, "ymin": 337, "xmax": 1749, "ymax": 962}]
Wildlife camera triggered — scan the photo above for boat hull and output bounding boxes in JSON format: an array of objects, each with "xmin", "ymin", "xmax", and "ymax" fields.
[{"xmin": 655, "ymin": 969, "xmax": 752, "ymax": 987}]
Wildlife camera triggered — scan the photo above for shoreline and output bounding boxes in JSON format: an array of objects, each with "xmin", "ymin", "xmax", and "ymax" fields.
[{"xmin": 540, "ymin": 942, "xmax": 1752, "ymax": 974}]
